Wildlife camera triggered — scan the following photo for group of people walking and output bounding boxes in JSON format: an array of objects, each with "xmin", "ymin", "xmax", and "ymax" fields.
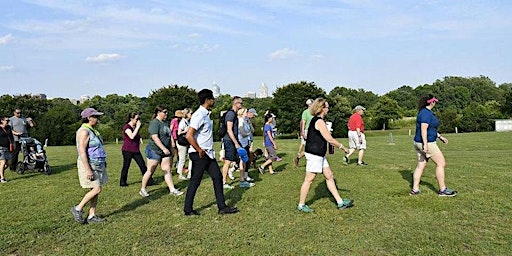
[{"xmin": 66, "ymin": 90, "xmax": 456, "ymax": 223}]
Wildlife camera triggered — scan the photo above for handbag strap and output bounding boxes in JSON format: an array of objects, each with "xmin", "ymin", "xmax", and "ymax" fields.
[{"xmin": 1, "ymin": 126, "xmax": 13, "ymax": 144}]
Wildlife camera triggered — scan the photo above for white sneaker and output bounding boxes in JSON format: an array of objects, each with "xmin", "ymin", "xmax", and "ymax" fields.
[
  {"xmin": 178, "ymin": 175, "xmax": 188, "ymax": 180},
  {"xmin": 170, "ymin": 188, "xmax": 184, "ymax": 196},
  {"xmin": 139, "ymin": 189, "xmax": 149, "ymax": 197},
  {"xmin": 223, "ymin": 183, "xmax": 234, "ymax": 190},
  {"xmin": 0, "ymin": 178, "xmax": 7, "ymax": 183},
  {"xmin": 228, "ymin": 169, "xmax": 235, "ymax": 180},
  {"xmin": 246, "ymin": 176, "xmax": 254, "ymax": 182}
]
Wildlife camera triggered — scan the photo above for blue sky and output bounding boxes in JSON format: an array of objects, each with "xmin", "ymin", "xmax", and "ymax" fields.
[{"xmin": 1, "ymin": 0, "xmax": 511, "ymax": 99}]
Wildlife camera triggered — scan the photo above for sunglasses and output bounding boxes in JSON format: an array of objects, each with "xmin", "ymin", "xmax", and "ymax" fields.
[
  {"xmin": 162, "ymin": 110, "xmax": 168, "ymax": 114},
  {"xmin": 15, "ymin": 112, "xmax": 22, "ymax": 114}
]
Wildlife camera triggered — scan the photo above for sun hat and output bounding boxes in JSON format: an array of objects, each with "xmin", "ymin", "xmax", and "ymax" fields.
[
  {"xmin": 306, "ymin": 99, "xmax": 313, "ymax": 105},
  {"xmin": 248, "ymin": 108, "xmax": 258, "ymax": 116},
  {"xmin": 354, "ymin": 105, "xmax": 366, "ymax": 111}
]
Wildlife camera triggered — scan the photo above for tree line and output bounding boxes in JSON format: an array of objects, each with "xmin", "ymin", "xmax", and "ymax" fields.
[{"xmin": 1, "ymin": 76, "xmax": 510, "ymax": 146}]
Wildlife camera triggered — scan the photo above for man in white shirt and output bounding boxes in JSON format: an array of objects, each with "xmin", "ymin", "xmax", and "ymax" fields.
[{"xmin": 183, "ymin": 89, "xmax": 239, "ymax": 216}]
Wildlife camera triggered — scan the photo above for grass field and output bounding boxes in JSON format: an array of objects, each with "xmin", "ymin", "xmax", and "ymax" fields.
[{"xmin": 1, "ymin": 132, "xmax": 511, "ymax": 255}]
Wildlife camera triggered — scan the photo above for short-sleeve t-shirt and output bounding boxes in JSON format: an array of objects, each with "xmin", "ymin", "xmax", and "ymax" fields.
[
  {"xmin": 222, "ymin": 110, "xmax": 239, "ymax": 142},
  {"xmin": 347, "ymin": 113, "xmax": 364, "ymax": 132},
  {"xmin": 263, "ymin": 123, "xmax": 274, "ymax": 147},
  {"xmin": 148, "ymin": 118, "xmax": 171, "ymax": 155},
  {"xmin": 414, "ymin": 108, "xmax": 440, "ymax": 143},
  {"xmin": 301, "ymin": 108, "xmax": 313, "ymax": 132},
  {"xmin": 121, "ymin": 123, "xmax": 141, "ymax": 152}
]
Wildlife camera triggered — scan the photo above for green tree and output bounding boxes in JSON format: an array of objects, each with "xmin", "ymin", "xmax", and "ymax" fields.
[
  {"xmin": 35, "ymin": 99, "xmax": 81, "ymax": 145},
  {"xmin": 367, "ymin": 96, "xmax": 401, "ymax": 130},
  {"xmin": 459, "ymin": 103, "xmax": 494, "ymax": 132},
  {"xmin": 329, "ymin": 87, "xmax": 379, "ymax": 110},
  {"xmin": 271, "ymin": 81, "xmax": 326, "ymax": 134},
  {"xmin": 383, "ymin": 85, "xmax": 416, "ymax": 114}
]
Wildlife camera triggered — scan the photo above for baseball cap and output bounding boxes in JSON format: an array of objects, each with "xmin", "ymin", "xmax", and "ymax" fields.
[
  {"xmin": 81, "ymin": 108, "xmax": 104, "ymax": 118},
  {"xmin": 306, "ymin": 99, "xmax": 313, "ymax": 105},
  {"xmin": 248, "ymin": 108, "xmax": 258, "ymax": 116},
  {"xmin": 354, "ymin": 105, "xmax": 366, "ymax": 111},
  {"xmin": 237, "ymin": 148, "xmax": 249, "ymax": 163}
]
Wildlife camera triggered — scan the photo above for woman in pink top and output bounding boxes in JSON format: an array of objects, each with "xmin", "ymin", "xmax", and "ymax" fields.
[
  {"xmin": 120, "ymin": 112, "xmax": 148, "ymax": 187},
  {"xmin": 169, "ymin": 110, "xmax": 183, "ymax": 170}
]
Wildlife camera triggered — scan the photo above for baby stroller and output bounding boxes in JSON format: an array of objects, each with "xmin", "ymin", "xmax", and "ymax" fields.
[{"xmin": 15, "ymin": 137, "xmax": 52, "ymax": 175}]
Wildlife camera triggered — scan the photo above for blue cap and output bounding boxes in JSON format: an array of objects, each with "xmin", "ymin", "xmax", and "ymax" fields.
[{"xmin": 237, "ymin": 148, "xmax": 249, "ymax": 163}]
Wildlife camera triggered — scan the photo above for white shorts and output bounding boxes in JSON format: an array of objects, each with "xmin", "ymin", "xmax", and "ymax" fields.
[
  {"xmin": 348, "ymin": 131, "xmax": 366, "ymax": 149},
  {"xmin": 305, "ymin": 153, "xmax": 329, "ymax": 173}
]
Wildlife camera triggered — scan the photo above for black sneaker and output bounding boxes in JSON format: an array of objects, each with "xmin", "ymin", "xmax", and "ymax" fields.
[
  {"xmin": 70, "ymin": 207, "xmax": 85, "ymax": 223},
  {"xmin": 293, "ymin": 157, "xmax": 299, "ymax": 167},
  {"xmin": 86, "ymin": 215, "xmax": 105, "ymax": 224},
  {"xmin": 218, "ymin": 207, "xmax": 239, "ymax": 215},
  {"xmin": 438, "ymin": 188, "xmax": 457, "ymax": 197},
  {"xmin": 357, "ymin": 162, "xmax": 368, "ymax": 166},
  {"xmin": 184, "ymin": 210, "xmax": 200, "ymax": 216}
]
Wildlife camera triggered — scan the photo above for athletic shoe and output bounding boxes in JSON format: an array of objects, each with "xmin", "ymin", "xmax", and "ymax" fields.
[
  {"xmin": 70, "ymin": 207, "xmax": 85, "ymax": 223},
  {"xmin": 258, "ymin": 166, "xmax": 265, "ymax": 174},
  {"xmin": 223, "ymin": 183, "xmax": 234, "ymax": 190},
  {"xmin": 276, "ymin": 157, "xmax": 282, "ymax": 162},
  {"xmin": 139, "ymin": 189, "xmax": 150, "ymax": 197},
  {"xmin": 184, "ymin": 210, "xmax": 200, "ymax": 216},
  {"xmin": 86, "ymin": 215, "xmax": 104, "ymax": 224},
  {"xmin": 170, "ymin": 188, "xmax": 184, "ymax": 196},
  {"xmin": 357, "ymin": 162, "xmax": 368, "ymax": 166},
  {"xmin": 239, "ymin": 181, "xmax": 255, "ymax": 188},
  {"xmin": 294, "ymin": 157, "xmax": 299, "ymax": 167},
  {"xmin": 246, "ymin": 176, "xmax": 254, "ymax": 182},
  {"xmin": 218, "ymin": 207, "xmax": 239, "ymax": 214},
  {"xmin": 438, "ymin": 188, "xmax": 457, "ymax": 197},
  {"xmin": 0, "ymin": 178, "xmax": 7, "ymax": 183},
  {"xmin": 337, "ymin": 199, "xmax": 354, "ymax": 210},
  {"xmin": 343, "ymin": 156, "xmax": 349, "ymax": 165},
  {"xmin": 297, "ymin": 205, "xmax": 314, "ymax": 213},
  {"xmin": 409, "ymin": 189, "xmax": 421, "ymax": 196},
  {"xmin": 178, "ymin": 175, "xmax": 188, "ymax": 180},
  {"xmin": 228, "ymin": 169, "xmax": 235, "ymax": 180}
]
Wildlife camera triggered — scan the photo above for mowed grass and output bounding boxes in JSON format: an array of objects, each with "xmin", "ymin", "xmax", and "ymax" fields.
[{"xmin": 1, "ymin": 132, "xmax": 511, "ymax": 255}]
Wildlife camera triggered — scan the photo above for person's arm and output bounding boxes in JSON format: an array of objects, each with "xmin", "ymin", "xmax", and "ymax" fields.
[
  {"xmin": 266, "ymin": 129, "xmax": 278, "ymax": 150},
  {"xmin": 152, "ymin": 134, "xmax": 171, "ymax": 155},
  {"xmin": 226, "ymin": 118, "xmax": 240, "ymax": 148},
  {"xmin": 300, "ymin": 119, "xmax": 306, "ymax": 138},
  {"xmin": 77, "ymin": 129, "xmax": 94, "ymax": 180},
  {"xmin": 316, "ymin": 119, "xmax": 349, "ymax": 153},
  {"xmin": 239, "ymin": 120, "xmax": 249, "ymax": 137},
  {"xmin": 186, "ymin": 127, "xmax": 205, "ymax": 158},
  {"xmin": 169, "ymin": 122, "xmax": 176, "ymax": 148},
  {"xmin": 437, "ymin": 133, "xmax": 448, "ymax": 144},
  {"xmin": 420, "ymin": 123, "xmax": 429, "ymax": 152},
  {"xmin": 125, "ymin": 121, "xmax": 141, "ymax": 140}
]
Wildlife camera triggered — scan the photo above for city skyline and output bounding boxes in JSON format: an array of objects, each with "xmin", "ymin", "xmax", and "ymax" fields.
[{"xmin": 1, "ymin": 1, "xmax": 511, "ymax": 99}]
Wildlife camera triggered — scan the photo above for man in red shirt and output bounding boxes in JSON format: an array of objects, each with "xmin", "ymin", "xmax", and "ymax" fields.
[{"xmin": 345, "ymin": 105, "xmax": 367, "ymax": 166}]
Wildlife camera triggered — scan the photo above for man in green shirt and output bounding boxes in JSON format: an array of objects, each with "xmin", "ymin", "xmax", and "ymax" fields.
[{"xmin": 294, "ymin": 99, "xmax": 313, "ymax": 167}]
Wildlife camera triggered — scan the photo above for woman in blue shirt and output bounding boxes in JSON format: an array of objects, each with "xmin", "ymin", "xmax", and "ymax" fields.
[{"xmin": 411, "ymin": 94, "xmax": 457, "ymax": 197}]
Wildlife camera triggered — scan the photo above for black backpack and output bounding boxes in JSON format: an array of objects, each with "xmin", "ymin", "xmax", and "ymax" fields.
[{"xmin": 218, "ymin": 109, "xmax": 236, "ymax": 138}]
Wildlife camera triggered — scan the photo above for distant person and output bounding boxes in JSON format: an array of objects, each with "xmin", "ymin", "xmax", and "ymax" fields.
[
  {"xmin": 221, "ymin": 96, "xmax": 243, "ymax": 189},
  {"xmin": 183, "ymin": 89, "xmax": 239, "ymax": 215},
  {"xmin": 0, "ymin": 116, "xmax": 14, "ymax": 183},
  {"xmin": 139, "ymin": 105, "xmax": 183, "ymax": 197},
  {"xmin": 120, "ymin": 112, "xmax": 152, "ymax": 187},
  {"xmin": 297, "ymin": 98, "xmax": 353, "ymax": 213},
  {"xmin": 237, "ymin": 107, "xmax": 255, "ymax": 187},
  {"xmin": 70, "ymin": 108, "xmax": 108, "ymax": 224},
  {"xmin": 410, "ymin": 95, "xmax": 457, "ymax": 197},
  {"xmin": 246, "ymin": 108, "xmax": 257, "ymax": 153},
  {"xmin": 176, "ymin": 108, "xmax": 193, "ymax": 180},
  {"xmin": 169, "ymin": 110, "xmax": 183, "ymax": 171},
  {"xmin": 258, "ymin": 114, "xmax": 277, "ymax": 175},
  {"xmin": 294, "ymin": 99, "xmax": 314, "ymax": 167},
  {"xmin": 9, "ymin": 108, "xmax": 35, "ymax": 171},
  {"xmin": 344, "ymin": 105, "xmax": 368, "ymax": 166}
]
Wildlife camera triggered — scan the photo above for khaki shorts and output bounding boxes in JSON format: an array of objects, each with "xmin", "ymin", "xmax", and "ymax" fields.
[
  {"xmin": 77, "ymin": 159, "xmax": 108, "ymax": 188},
  {"xmin": 348, "ymin": 131, "xmax": 366, "ymax": 149},
  {"xmin": 414, "ymin": 142, "xmax": 441, "ymax": 162},
  {"xmin": 305, "ymin": 153, "xmax": 329, "ymax": 173}
]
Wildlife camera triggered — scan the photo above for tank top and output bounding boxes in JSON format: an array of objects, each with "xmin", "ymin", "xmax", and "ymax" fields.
[
  {"xmin": 76, "ymin": 126, "xmax": 107, "ymax": 163},
  {"xmin": 305, "ymin": 116, "xmax": 327, "ymax": 157}
]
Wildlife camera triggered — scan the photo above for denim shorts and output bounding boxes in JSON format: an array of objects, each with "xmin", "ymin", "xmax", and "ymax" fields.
[
  {"xmin": 145, "ymin": 145, "xmax": 171, "ymax": 162},
  {"xmin": 0, "ymin": 147, "xmax": 11, "ymax": 160},
  {"xmin": 222, "ymin": 139, "xmax": 239, "ymax": 161}
]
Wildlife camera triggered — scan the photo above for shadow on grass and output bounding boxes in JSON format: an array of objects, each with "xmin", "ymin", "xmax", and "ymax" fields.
[
  {"xmin": 399, "ymin": 169, "xmax": 437, "ymax": 193},
  {"xmin": 8, "ymin": 162, "xmax": 76, "ymax": 180},
  {"xmin": 103, "ymin": 186, "xmax": 170, "ymax": 218},
  {"xmin": 306, "ymin": 178, "xmax": 350, "ymax": 206}
]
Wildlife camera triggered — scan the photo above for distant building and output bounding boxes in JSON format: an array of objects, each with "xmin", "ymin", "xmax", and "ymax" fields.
[
  {"xmin": 245, "ymin": 92, "xmax": 256, "ymax": 99},
  {"xmin": 258, "ymin": 82, "xmax": 268, "ymax": 98},
  {"xmin": 32, "ymin": 93, "xmax": 47, "ymax": 100},
  {"xmin": 80, "ymin": 95, "xmax": 90, "ymax": 102},
  {"xmin": 212, "ymin": 81, "xmax": 221, "ymax": 98}
]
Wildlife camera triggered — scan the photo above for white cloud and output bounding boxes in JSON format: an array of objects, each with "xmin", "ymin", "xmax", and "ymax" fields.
[
  {"xmin": 0, "ymin": 34, "xmax": 14, "ymax": 45},
  {"xmin": 269, "ymin": 48, "xmax": 298, "ymax": 60},
  {"xmin": 0, "ymin": 65, "xmax": 14, "ymax": 71},
  {"xmin": 85, "ymin": 53, "xmax": 123, "ymax": 63}
]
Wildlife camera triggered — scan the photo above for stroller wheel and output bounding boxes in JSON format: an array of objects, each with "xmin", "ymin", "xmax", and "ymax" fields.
[
  {"xmin": 16, "ymin": 162, "xmax": 25, "ymax": 174},
  {"xmin": 44, "ymin": 162, "xmax": 52, "ymax": 175}
]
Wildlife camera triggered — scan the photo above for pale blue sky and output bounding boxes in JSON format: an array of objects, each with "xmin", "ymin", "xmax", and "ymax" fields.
[{"xmin": 1, "ymin": 0, "xmax": 511, "ymax": 99}]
